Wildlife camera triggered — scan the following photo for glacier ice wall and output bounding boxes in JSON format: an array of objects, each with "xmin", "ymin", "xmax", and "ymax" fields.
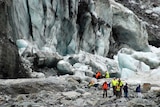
[{"xmin": 7, "ymin": 0, "xmax": 112, "ymax": 56}]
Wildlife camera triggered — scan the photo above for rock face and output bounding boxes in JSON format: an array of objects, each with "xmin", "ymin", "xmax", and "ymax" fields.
[
  {"xmin": 0, "ymin": 33, "xmax": 20, "ymax": 78},
  {"xmin": 111, "ymin": 0, "xmax": 149, "ymax": 52},
  {"xmin": 115, "ymin": 0, "xmax": 160, "ymax": 47},
  {"xmin": 0, "ymin": 1, "xmax": 22, "ymax": 79}
]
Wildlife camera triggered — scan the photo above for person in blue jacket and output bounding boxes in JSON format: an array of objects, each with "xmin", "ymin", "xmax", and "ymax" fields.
[
  {"xmin": 136, "ymin": 84, "xmax": 141, "ymax": 92},
  {"xmin": 123, "ymin": 83, "xmax": 128, "ymax": 98},
  {"xmin": 136, "ymin": 84, "xmax": 142, "ymax": 98}
]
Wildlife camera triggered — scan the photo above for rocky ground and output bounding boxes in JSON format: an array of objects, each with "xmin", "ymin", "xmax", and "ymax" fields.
[{"xmin": 0, "ymin": 76, "xmax": 159, "ymax": 107}]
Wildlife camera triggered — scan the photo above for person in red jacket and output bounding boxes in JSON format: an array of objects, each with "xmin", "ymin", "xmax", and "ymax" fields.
[
  {"xmin": 102, "ymin": 81, "xmax": 108, "ymax": 98},
  {"xmin": 96, "ymin": 71, "xmax": 101, "ymax": 79}
]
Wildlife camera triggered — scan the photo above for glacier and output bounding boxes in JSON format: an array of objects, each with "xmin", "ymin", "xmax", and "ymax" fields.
[{"xmin": 0, "ymin": 0, "xmax": 160, "ymax": 81}]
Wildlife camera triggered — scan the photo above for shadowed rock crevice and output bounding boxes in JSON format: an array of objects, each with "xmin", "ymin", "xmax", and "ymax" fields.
[
  {"xmin": 26, "ymin": 0, "xmax": 33, "ymax": 40},
  {"xmin": 77, "ymin": 1, "xmax": 89, "ymax": 35},
  {"xmin": 112, "ymin": 26, "xmax": 137, "ymax": 50}
]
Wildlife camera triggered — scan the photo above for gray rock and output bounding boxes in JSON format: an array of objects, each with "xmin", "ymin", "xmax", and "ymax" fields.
[
  {"xmin": 29, "ymin": 71, "xmax": 45, "ymax": 78},
  {"xmin": 16, "ymin": 94, "xmax": 27, "ymax": 102},
  {"xmin": 61, "ymin": 91, "xmax": 81, "ymax": 100},
  {"xmin": 60, "ymin": 99, "xmax": 72, "ymax": 106},
  {"xmin": 127, "ymin": 98, "xmax": 157, "ymax": 107},
  {"xmin": 76, "ymin": 89, "xmax": 86, "ymax": 94},
  {"xmin": 0, "ymin": 78, "xmax": 65, "ymax": 95},
  {"xmin": 34, "ymin": 51, "xmax": 62, "ymax": 68},
  {"xmin": 0, "ymin": 76, "xmax": 159, "ymax": 106},
  {"xmin": 57, "ymin": 60, "xmax": 75, "ymax": 75},
  {"xmin": 86, "ymin": 98, "xmax": 99, "ymax": 106}
]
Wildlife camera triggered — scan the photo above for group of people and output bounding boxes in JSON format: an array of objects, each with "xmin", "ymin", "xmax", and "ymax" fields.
[
  {"xmin": 95, "ymin": 71, "xmax": 122, "ymax": 98},
  {"xmin": 95, "ymin": 71, "xmax": 110, "ymax": 79},
  {"xmin": 111, "ymin": 77, "xmax": 126, "ymax": 98},
  {"xmin": 102, "ymin": 77, "xmax": 142, "ymax": 98},
  {"xmin": 102, "ymin": 77, "xmax": 126, "ymax": 98},
  {"xmin": 95, "ymin": 71, "xmax": 126, "ymax": 98},
  {"xmin": 89, "ymin": 71, "xmax": 141, "ymax": 98}
]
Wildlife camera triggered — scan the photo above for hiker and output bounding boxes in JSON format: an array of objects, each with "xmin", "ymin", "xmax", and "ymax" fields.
[
  {"xmin": 107, "ymin": 82, "xmax": 111, "ymax": 89},
  {"xmin": 123, "ymin": 83, "xmax": 128, "ymax": 98},
  {"xmin": 111, "ymin": 77, "xmax": 117, "ymax": 96},
  {"xmin": 136, "ymin": 84, "xmax": 142, "ymax": 98},
  {"xmin": 105, "ymin": 71, "xmax": 110, "ymax": 78},
  {"xmin": 96, "ymin": 71, "xmax": 101, "ymax": 79},
  {"xmin": 116, "ymin": 83, "xmax": 121, "ymax": 98},
  {"xmin": 87, "ymin": 80, "xmax": 99, "ymax": 88},
  {"xmin": 117, "ymin": 78, "xmax": 124, "ymax": 97},
  {"xmin": 102, "ymin": 81, "xmax": 108, "ymax": 98},
  {"xmin": 87, "ymin": 80, "xmax": 95, "ymax": 88}
]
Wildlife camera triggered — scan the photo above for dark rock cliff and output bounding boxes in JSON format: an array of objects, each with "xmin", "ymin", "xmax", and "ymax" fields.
[{"xmin": 0, "ymin": 1, "xmax": 28, "ymax": 78}]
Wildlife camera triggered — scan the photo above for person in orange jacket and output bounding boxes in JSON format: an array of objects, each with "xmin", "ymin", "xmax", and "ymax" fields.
[
  {"xmin": 96, "ymin": 71, "xmax": 101, "ymax": 79},
  {"xmin": 102, "ymin": 81, "xmax": 108, "ymax": 98}
]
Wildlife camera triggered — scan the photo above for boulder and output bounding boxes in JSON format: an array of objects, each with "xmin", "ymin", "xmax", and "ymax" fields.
[
  {"xmin": 142, "ymin": 83, "xmax": 151, "ymax": 92},
  {"xmin": 29, "ymin": 71, "xmax": 45, "ymax": 78},
  {"xmin": 61, "ymin": 91, "xmax": 81, "ymax": 100},
  {"xmin": 34, "ymin": 51, "xmax": 62, "ymax": 68},
  {"xmin": 0, "ymin": 78, "xmax": 65, "ymax": 95},
  {"xmin": 57, "ymin": 60, "xmax": 75, "ymax": 75}
]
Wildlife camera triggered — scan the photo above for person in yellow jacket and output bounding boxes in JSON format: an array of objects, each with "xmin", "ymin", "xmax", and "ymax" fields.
[
  {"xmin": 116, "ymin": 83, "xmax": 121, "ymax": 98},
  {"xmin": 111, "ymin": 77, "xmax": 118, "ymax": 95},
  {"xmin": 105, "ymin": 71, "xmax": 110, "ymax": 78},
  {"xmin": 117, "ymin": 78, "xmax": 124, "ymax": 97}
]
